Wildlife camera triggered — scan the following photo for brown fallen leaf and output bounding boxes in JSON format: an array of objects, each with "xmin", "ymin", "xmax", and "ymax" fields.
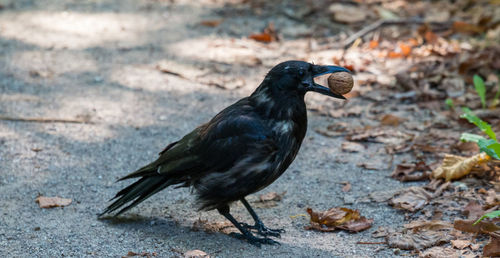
[
  {"xmin": 404, "ymin": 220, "xmax": 453, "ymax": 231},
  {"xmin": 259, "ymin": 191, "xmax": 285, "ymax": 202},
  {"xmin": 484, "ymin": 235, "xmax": 500, "ymax": 257},
  {"xmin": 199, "ymin": 19, "xmax": 223, "ymax": 27},
  {"xmin": 419, "ymin": 246, "xmax": 459, "ymax": 258},
  {"xmin": 451, "ymin": 239, "xmax": 471, "ymax": 249},
  {"xmin": 389, "ymin": 187, "xmax": 432, "ymax": 212},
  {"xmin": 432, "ymin": 153, "xmax": 491, "ymax": 181},
  {"xmin": 453, "ymin": 141, "xmax": 480, "ymax": 155},
  {"xmin": 252, "ymin": 191, "xmax": 286, "ymax": 208},
  {"xmin": 369, "ymin": 40, "xmax": 378, "ymax": 49},
  {"xmin": 453, "ymin": 219, "xmax": 500, "ymax": 233},
  {"xmin": 184, "ymin": 250, "xmax": 209, "ymax": 258},
  {"xmin": 336, "ymin": 217, "xmax": 373, "ymax": 232},
  {"xmin": 249, "ymin": 32, "xmax": 272, "ymax": 43},
  {"xmin": 453, "ymin": 21, "xmax": 485, "ymax": 34},
  {"xmin": 249, "ymin": 23, "xmax": 277, "ymax": 43},
  {"xmin": 35, "ymin": 196, "xmax": 72, "ymax": 208},
  {"xmin": 305, "ymin": 207, "xmax": 373, "ymax": 232},
  {"xmin": 484, "ymin": 189, "xmax": 500, "ymax": 207},
  {"xmin": 371, "ymin": 226, "xmax": 389, "ymax": 238},
  {"xmin": 387, "ymin": 230, "xmax": 452, "ymax": 250},
  {"xmin": 391, "ymin": 161, "xmax": 431, "ymax": 182},
  {"xmin": 368, "ymin": 189, "xmax": 400, "ymax": 203},
  {"xmin": 123, "ymin": 251, "xmax": 157, "ymax": 257},
  {"xmin": 341, "ymin": 141, "xmax": 365, "ymax": 153},
  {"xmin": 380, "ymin": 114, "xmax": 406, "ymax": 126},
  {"xmin": 388, "ymin": 43, "xmax": 412, "ymax": 58},
  {"xmin": 463, "ymin": 201, "xmax": 484, "ymax": 220},
  {"xmin": 191, "ymin": 218, "xmax": 234, "ymax": 234}
]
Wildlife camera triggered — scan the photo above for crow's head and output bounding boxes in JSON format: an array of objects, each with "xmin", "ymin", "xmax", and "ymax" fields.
[{"xmin": 256, "ymin": 60, "xmax": 351, "ymax": 99}]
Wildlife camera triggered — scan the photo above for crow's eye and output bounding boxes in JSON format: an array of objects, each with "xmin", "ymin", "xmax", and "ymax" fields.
[{"xmin": 298, "ymin": 69, "xmax": 305, "ymax": 77}]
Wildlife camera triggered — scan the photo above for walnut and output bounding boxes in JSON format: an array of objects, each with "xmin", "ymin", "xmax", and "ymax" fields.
[{"xmin": 328, "ymin": 72, "xmax": 353, "ymax": 95}]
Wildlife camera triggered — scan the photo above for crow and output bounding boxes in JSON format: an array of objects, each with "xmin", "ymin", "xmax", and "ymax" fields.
[{"xmin": 100, "ymin": 60, "xmax": 350, "ymax": 246}]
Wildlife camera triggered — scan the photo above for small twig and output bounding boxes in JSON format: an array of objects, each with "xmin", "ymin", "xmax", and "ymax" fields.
[
  {"xmin": 0, "ymin": 116, "xmax": 92, "ymax": 124},
  {"xmin": 343, "ymin": 19, "xmax": 385, "ymax": 48},
  {"xmin": 356, "ymin": 241, "xmax": 386, "ymax": 244},
  {"xmin": 342, "ymin": 18, "xmax": 454, "ymax": 48}
]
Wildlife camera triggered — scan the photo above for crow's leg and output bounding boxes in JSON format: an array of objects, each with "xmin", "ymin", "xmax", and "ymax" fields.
[
  {"xmin": 217, "ymin": 205, "xmax": 279, "ymax": 247},
  {"xmin": 240, "ymin": 198, "xmax": 285, "ymax": 238}
]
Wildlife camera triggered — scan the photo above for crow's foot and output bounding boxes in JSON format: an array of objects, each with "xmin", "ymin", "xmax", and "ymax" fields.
[
  {"xmin": 229, "ymin": 232, "xmax": 280, "ymax": 247},
  {"xmin": 241, "ymin": 221, "xmax": 285, "ymax": 238}
]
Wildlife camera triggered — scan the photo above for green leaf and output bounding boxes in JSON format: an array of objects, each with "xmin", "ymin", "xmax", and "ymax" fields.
[
  {"xmin": 460, "ymin": 133, "xmax": 486, "ymax": 143},
  {"xmin": 445, "ymin": 98, "xmax": 454, "ymax": 110},
  {"xmin": 474, "ymin": 210, "xmax": 500, "ymax": 225},
  {"xmin": 461, "ymin": 107, "xmax": 497, "ymax": 141},
  {"xmin": 473, "ymin": 74, "xmax": 486, "ymax": 109},
  {"xmin": 478, "ymin": 139, "xmax": 500, "ymax": 160},
  {"xmin": 492, "ymin": 75, "xmax": 500, "ymax": 108}
]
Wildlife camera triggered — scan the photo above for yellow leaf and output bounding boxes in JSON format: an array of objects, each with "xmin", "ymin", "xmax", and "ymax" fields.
[{"xmin": 432, "ymin": 153, "xmax": 491, "ymax": 181}]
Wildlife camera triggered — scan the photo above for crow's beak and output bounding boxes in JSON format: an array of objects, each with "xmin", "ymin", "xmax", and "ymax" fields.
[{"xmin": 306, "ymin": 65, "xmax": 351, "ymax": 99}]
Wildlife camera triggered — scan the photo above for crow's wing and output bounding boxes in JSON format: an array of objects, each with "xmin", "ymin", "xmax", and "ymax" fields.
[{"xmin": 120, "ymin": 100, "xmax": 276, "ymax": 180}]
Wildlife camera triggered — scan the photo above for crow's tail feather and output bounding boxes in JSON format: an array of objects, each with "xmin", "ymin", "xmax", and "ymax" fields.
[{"xmin": 100, "ymin": 175, "xmax": 175, "ymax": 217}]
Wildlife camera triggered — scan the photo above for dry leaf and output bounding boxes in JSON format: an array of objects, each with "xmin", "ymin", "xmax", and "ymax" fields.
[
  {"xmin": 259, "ymin": 191, "xmax": 285, "ymax": 202},
  {"xmin": 252, "ymin": 191, "xmax": 286, "ymax": 208},
  {"xmin": 451, "ymin": 239, "xmax": 471, "ymax": 249},
  {"xmin": 249, "ymin": 33, "xmax": 272, "ymax": 43},
  {"xmin": 200, "ymin": 20, "xmax": 223, "ymax": 27},
  {"xmin": 419, "ymin": 246, "xmax": 459, "ymax": 257},
  {"xmin": 388, "ymin": 43, "xmax": 412, "ymax": 58},
  {"xmin": 249, "ymin": 23, "xmax": 277, "ymax": 43},
  {"xmin": 337, "ymin": 217, "xmax": 373, "ymax": 232},
  {"xmin": 372, "ymin": 226, "xmax": 389, "ymax": 238},
  {"xmin": 123, "ymin": 251, "xmax": 157, "ymax": 257},
  {"xmin": 484, "ymin": 235, "xmax": 500, "ymax": 257},
  {"xmin": 380, "ymin": 114, "xmax": 405, "ymax": 126},
  {"xmin": 404, "ymin": 220, "xmax": 453, "ymax": 231},
  {"xmin": 192, "ymin": 218, "xmax": 234, "ymax": 234},
  {"xmin": 35, "ymin": 196, "xmax": 72, "ymax": 208},
  {"xmin": 484, "ymin": 189, "xmax": 500, "ymax": 207},
  {"xmin": 453, "ymin": 219, "xmax": 500, "ymax": 233},
  {"xmin": 453, "ymin": 21, "xmax": 485, "ymax": 34},
  {"xmin": 463, "ymin": 201, "xmax": 484, "ymax": 220},
  {"xmin": 184, "ymin": 250, "xmax": 209, "ymax": 258},
  {"xmin": 369, "ymin": 40, "xmax": 379, "ymax": 49},
  {"xmin": 391, "ymin": 161, "xmax": 431, "ymax": 182},
  {"xmin": 341, "ymin": 141, "xmax": 365, "ymax": 153},
  {"xmin": 369, "ymin": 189, "xmax": 399, "ymax": 203},
  {"xmin": 389, "ymin": 187, "xmax": 432, "ymax": 212},
  {"xmin": 432, "ymin": 153, "xmax": 491, "ymax": 181},
  {"xmin": 305, "ymin": 207, "xmax": 373, "ymax": 232},
  {"xmin": 387, "ymin": 230, "xmax": 451, "ymax": 250}
]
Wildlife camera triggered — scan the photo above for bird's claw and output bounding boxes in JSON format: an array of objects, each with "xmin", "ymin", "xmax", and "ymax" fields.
[
  {"xmin": 240, "ymin": 222, "xmax": 285, "ymax": 238},
  {"xmin": 229, "ymin": 232, "xmax": 281, "ymax": 247}
]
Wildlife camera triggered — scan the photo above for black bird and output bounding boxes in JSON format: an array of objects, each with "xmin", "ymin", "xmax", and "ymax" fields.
[{"xmin": 100, "ymin": 60, "xmax": 350, "ymax": 246}]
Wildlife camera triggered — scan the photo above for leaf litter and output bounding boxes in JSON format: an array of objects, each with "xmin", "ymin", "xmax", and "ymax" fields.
[
  {"xmin": 305, "ymin": 207, "xmax": 373, "ymax": 233},
  {"xmin": 35, "ymin": 196, "xmax": 72, "ymax": 208},
  {"xmin": 303, "ymin": 0, "xmax": 500, "ymax": 254}
]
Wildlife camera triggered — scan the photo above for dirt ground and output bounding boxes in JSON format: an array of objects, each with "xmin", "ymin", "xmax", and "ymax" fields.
[{"xmin": 2, "ymin": 0, "xmax": 497, "ymax": 257}]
